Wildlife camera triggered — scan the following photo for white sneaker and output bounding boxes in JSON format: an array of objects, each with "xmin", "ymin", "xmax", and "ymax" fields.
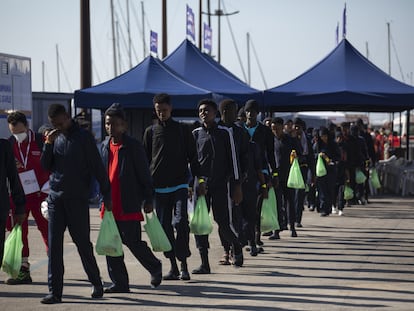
[
  {"xmin": 332, "ymin": 207, "xmax": 338, "ymax": 214},
  {"xmin": 338, "ymin": 210, "xmax": 344, "ymax": 216}
]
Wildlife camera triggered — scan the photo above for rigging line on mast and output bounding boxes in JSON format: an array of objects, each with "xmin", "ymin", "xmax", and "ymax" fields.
[
  {"xmin": 92, "ymin": 62, "xmax": 102, "ymax": 85},
  {"xmin": 222, "ymin": 1, "xmax": 247, "ymax": 83},
  {"xmin": 116, "ymin": 0, "xmax": 134, "ymax": 67},
  {"xmin": 91, "ymin": 26, "xmax": 110, "ymax": 80},
  {"xmin": 132, "ymin": 1, "xmax": 151, "ymax": 61},
  {"xmin": 249, "ymin": 36, "xmax": 268, "ymax": 89},
  {"xmin": 390, "ymin": 33, "xmax": 405, "ymax": 82},
  {"xmin": 57, "ymin": 53, "xmax": 73, "ymax": 91},
  {"xmin": 115, "ymin": 12, "xmax": 131, "ymax": 69},
  {"xmin": 115, "ymin": 8, "xmax": 140, "ymax": 66},
  {"xmin": 131, "ymin": 1, "xmax": 147, "ymax": 60}
]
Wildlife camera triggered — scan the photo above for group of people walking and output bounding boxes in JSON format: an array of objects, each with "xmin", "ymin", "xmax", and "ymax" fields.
[{"xmin": 0, "ymin": 94, "xmax": 377, "ymax": 304}]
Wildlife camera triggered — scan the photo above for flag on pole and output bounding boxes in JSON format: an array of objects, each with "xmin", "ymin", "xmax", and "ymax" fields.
[
  {"xmin": 203, "ymin": 23, "xmax": 212, "ymax": 53},
  {"xmin": 186, "ymin": 4, "xmax": 195, "ymax": 42},
  {"xmin": 336, "ymin": 22, "xmax": 339, "ymax": 45},
  {"xmin": 342, "ymin": 3, "xmax": 347, "ymax": 38},
  {"xmin": 150, "ymin": 30, "xmax": 158, "ymax": 56}
]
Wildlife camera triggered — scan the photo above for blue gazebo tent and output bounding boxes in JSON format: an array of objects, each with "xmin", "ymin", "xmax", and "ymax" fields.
[
  {"xmin": 164, "ymin": 39, "xmax": 263, "ymax": 104},
  {"xmin": 74, "ymin": 55, "xmax": 212, "ymax": 110},
  {"xmin": 264, "ymin": 39, "xmax": 414, "ymax": 112}
]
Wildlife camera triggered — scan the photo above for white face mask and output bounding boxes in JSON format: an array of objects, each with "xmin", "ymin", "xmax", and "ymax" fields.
[{"xmin": 13, "ymin": 132, "xmax": 28, "ymax": 143}]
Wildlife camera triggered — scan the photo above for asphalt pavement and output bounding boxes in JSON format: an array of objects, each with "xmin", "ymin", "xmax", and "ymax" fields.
[{"xmin": 1, "ymin": 194, "xmax": 413, "ymax": 310}]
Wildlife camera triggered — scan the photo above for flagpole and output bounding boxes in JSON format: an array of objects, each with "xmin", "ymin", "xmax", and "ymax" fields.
[
  {"xmin": 142, "ymin": 1, "xmax": 146, "ymax": 58},
  {"xmin": 387, "ymin": 22, "xmax": 391, "ymax": 75},
  {"xmin": 162, "ymin": 0, "xmax": 167, "ymax": 58},
  {"xmin": 247, "ymin": 32, "xmax": 250, "ymax": 85},
  {"xmin": 110, "ymin": 0, "xmax": 117, "ymax": 76},
  {"xmin": 198, "ymin": 0, "xmax": 202, "ymax": 49}
]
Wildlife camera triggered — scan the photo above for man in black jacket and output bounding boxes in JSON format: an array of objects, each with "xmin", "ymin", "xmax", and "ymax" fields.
[
  {"xmin": 291, "ymin": 118, "xmax": 315, "ymax": 228},
  {"xmin": 101, "ymin": 103, "xmax": 162, "ymax": 293},
  {"xmin": 143, "ymin": 94, "xmax": 200, "ymax": 281},
  {"xmin": 243, "ymin": 100, "xmax": 278, "ymax": 247},
  {"xmin": 0, "ymin": 139, "xmax": 26, "ymax": 270},
  {"xmin": 40, "ymin": 104, "xmax": 112, "ymax": 304},
  {"xmin": 270, "ymin": 117, "xmax": 296, "ymax": 238},
  {"xmin": 217, "ymin": 99, "xmax": 249, "ymax": 263},
  {"xmin": 192, "ymin": 99, "xmax": 243, "ymax": 273}
]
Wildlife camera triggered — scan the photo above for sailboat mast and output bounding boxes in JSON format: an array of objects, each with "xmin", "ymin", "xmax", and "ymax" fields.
[
  {"xmin": 111, "ymin": 0, "xmax": 117, "ymax": 76},
  {"xmin": 387, "ymin": 22, "xmax": 391, "ymax": 75}
]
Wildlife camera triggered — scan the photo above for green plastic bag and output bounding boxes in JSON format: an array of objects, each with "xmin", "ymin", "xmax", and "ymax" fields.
[
  {"xmin": 144, "ymin": 212, "xmax": 172, "ymax": 252},
  {"xmin": 316, "ymin": 154, "xmax": 327, "ymax": 177},
  {"xmin": 344, "ymin": 185, "xmax": 354, "ymax": 200},
  {"xmin": 2, "ymin": 225, "xmax": 23, "ymax": 278},
  {"xmin": 96, "ymin": 211, "xmax": 123, "ymax": 257},
  {"xmin": 370, "ymin": 168, "xmax": 381, "ymax": 189},
  {"xmin": 355, "ymin": 168, "xmax": 367, "ymax": 184},
  {"xmin": 260, "ymin": 187, "xmax": 280, "ymax": 232},
  {"xmin": 189, "ymin": 196, "xmax": 213, "ymax": 235},
  {"xmin": 287, "ymin": 158, "xmax": 305, "ymax": 189}
]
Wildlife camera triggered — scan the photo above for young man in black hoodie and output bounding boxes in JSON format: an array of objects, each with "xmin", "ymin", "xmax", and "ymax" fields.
[
  {"xmin": 40, "ymin": 104, "xmax": 112, "ymax": 304},
  {"xmin": 143, "ymin": 93, "xmax": 199, "ymax": 281},
  {"xmin": 101, "ymin": 103, "xmax": 162, "ymax": 293},
  {"xmin": 270, "ymin": 117, "xmax": 296, "ymax": 238},
  {"xmin": 243, "ymin": 100, "xmax": 278, "ymax": 247},
  {"xmin": 192, "ymin": 99, "xmax": 243, "ymax": 273},
  {"xmin": 217, "ymin": 99, "xmax": 250, "ymax": 263}
]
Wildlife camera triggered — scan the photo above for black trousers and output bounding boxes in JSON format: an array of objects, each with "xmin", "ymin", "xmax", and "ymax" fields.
[
  {"xmin": 275, "ymin": 181, "xmax": 295, "ymax": 229},
  {"xmin": 294, "ymin": 166, "xmax": 309, "ymax": 224},
  {"xmin": 155, "ymin": 188, "xmax": 191, "ymax": 261},
  {"xmin": 238, "ymin": 180, "xmax": 258, "ymax": 246},
  {"xmin": 106, "ymin": 220, "xmax": 161, "ymax": 289},
  {"xmin": 195, "ymin": 184, "xmax": 239, "ymax": 253},
  {"xmin": 47, "ymin": 196, "xmax": 101, "ymax": 298}
]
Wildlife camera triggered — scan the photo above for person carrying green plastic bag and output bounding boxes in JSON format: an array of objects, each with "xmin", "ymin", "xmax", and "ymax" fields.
[
  {"xmin": 96, "ymin": 211, "xmax": 123, "ymax": 257},
  {"xmin": 144, "ymin": 212, "xmax": 172, "ymax": 252},
  {"xmin": 99, "ymin": 103, "xmax": 163, "ymax": 293},
  {"xmin": 2, "ymin": 225, "xmax": 24, "ymax": 279}
]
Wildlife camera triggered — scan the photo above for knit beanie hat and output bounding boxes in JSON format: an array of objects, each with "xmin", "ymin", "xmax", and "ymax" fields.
[
  {"xmin": 105, "ymin": 103, "xmax": 126, "ymax": 120},
  {"xmin": 244, "ymin": 99, "xmax": 259, "ymax": 113}
]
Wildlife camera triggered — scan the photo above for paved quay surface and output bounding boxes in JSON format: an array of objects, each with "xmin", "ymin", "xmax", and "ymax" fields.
[{"xmin": 1, "ymin": 195, "xmax": 413, "ymax": 310}]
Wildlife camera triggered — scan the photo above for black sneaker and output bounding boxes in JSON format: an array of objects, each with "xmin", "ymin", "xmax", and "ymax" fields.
[
  {"xmin": 191, "ymin": 265, "xmax": 211, "ymax": 274},
  {"xmin": 5, "ymin": 268, "xmax": 32, "ymax": 285},
  {"xmin": 41, "ymin": 294, "xmax": 62, "ymax": 304},
  {"xmin": 91, "ymin": 284, "xmax": 104, "ymax": 298},
  {"xmin": 104, "ymin": 285, "xmax": 130, "ymax": 293},
  {"xmin": 151, "ymin": 267, "xmax": 163, "ymax": 288},
  {"xmin": 269, "ymin": 232, "xmax": 280, "ymax": 240},
  {"xmin": 249, "ymin": 245, "xmax": 258, "ymax": 257},
  {"xmin": 179, "ymin": 270, "xmax": 191, "ymax": 281},
  {"xmin": 163, "ymin": 270, "xmax": 180, "ymax": 280}
]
